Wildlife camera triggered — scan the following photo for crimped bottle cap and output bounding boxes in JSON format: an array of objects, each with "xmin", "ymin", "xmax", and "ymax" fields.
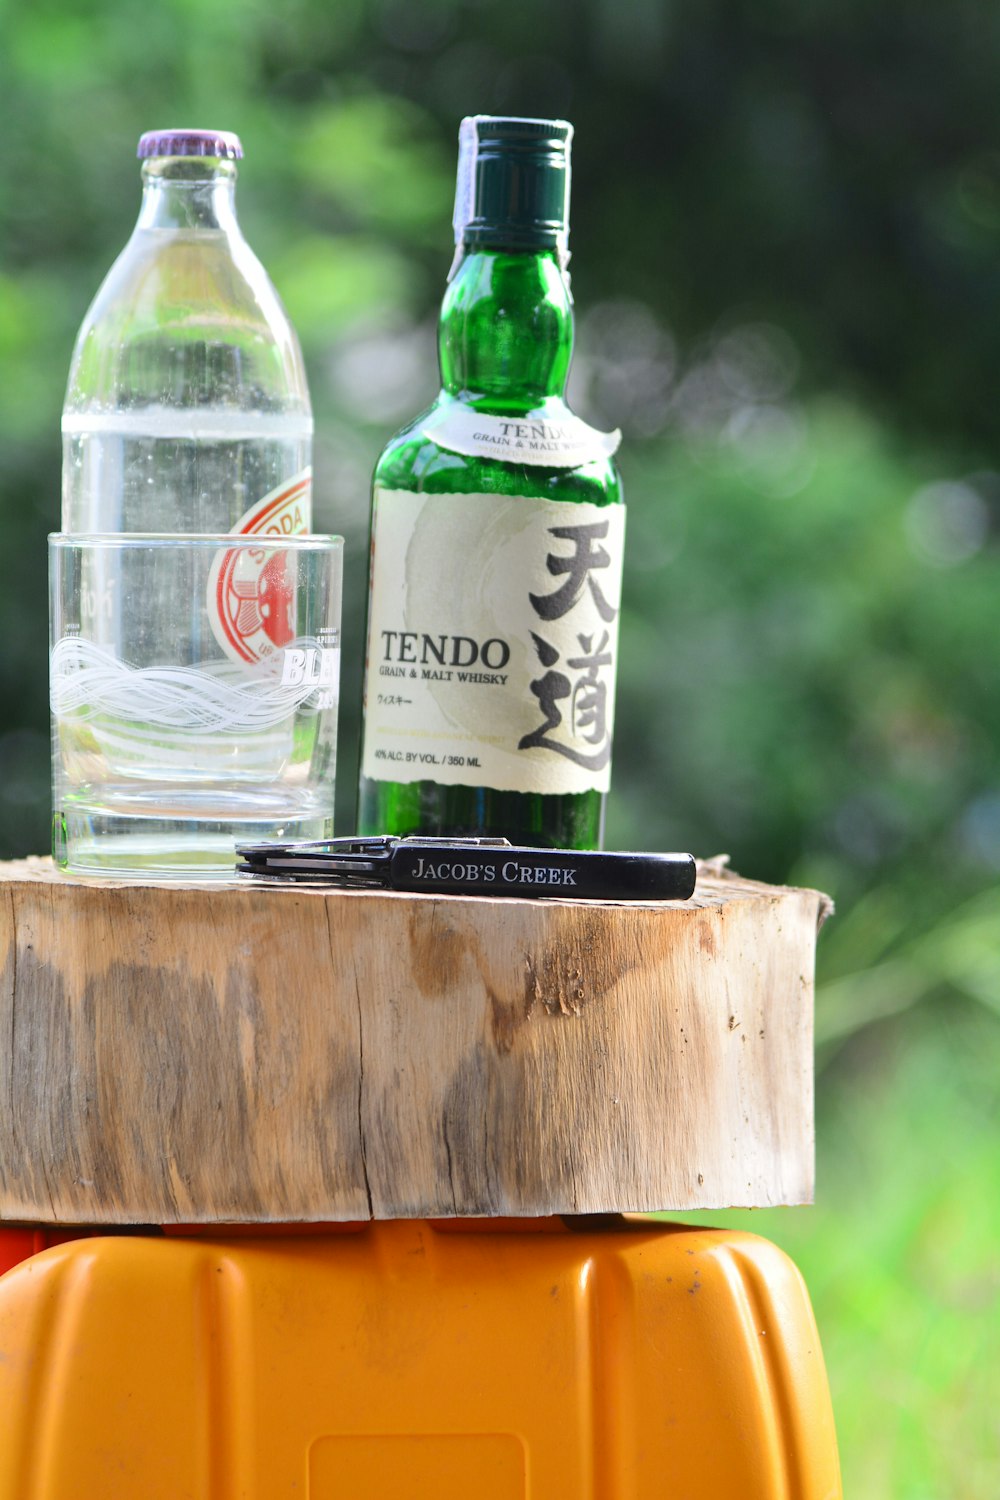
[{"xmin": 137, "ymin": 129, "xmax": 243, "ymax": 160}]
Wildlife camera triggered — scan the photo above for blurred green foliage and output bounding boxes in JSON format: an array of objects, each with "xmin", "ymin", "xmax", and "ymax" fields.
[{"xmin": 0, "ymin": 1, "xmax": 997, "ymax": 1494}]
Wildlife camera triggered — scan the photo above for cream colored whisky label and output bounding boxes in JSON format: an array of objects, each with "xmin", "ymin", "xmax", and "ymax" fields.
[
  {"xmin": 420, "ymin": 405, "xmax": 621, "ymax": 469},
  {"xmin": 361, "ymin": 489, "xmax": 626, "ymax": 795}
]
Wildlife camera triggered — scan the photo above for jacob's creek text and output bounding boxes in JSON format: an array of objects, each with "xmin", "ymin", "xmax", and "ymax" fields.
[{"xmin": 408, "ymin": 855, "xmax": 579, "ymax": 887}]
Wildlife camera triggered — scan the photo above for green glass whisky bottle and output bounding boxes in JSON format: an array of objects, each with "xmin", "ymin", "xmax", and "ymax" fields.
[{"xmin": 357, "ymin": 115, "xmax": 624, "ymax": 849}]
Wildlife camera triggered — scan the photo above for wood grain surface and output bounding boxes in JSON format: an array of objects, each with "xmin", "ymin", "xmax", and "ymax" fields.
[{"xmin": 0, "ymin": 857, "xmax": 831, "ymax": 1225}]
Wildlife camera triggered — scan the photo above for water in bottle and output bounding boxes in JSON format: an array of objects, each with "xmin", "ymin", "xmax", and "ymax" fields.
[{"xmin": 62, "ymin": 127, "xmax": 312, "ymax": 537}]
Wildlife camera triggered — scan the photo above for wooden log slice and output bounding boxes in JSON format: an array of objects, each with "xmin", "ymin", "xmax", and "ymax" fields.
[{"xmin": 0, "ymin": 857, "xmax": 831, "ymax": 1225}]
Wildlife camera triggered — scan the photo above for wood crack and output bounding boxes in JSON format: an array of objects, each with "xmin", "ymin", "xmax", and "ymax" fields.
[
  {"xmin": 442, "ymin": 1120, "xmax": 459, "ymax": 1215},
  {"xmin": 353, "ymin": 969, "xmax": 374, "ymax": 1219}
]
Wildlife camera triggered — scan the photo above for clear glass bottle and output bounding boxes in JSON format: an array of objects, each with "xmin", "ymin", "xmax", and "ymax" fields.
[
  {"xmin": 62, "ymin": 128, "xmax": 312, "ymax": 537},
  {"xmin": 357, "ymin": 116, "xmax": 623, "ymax": 849}
]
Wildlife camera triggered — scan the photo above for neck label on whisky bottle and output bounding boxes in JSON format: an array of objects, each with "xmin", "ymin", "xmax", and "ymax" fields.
[
  {"xmin": 420, "ymin": 406, "xmax": 621, "ymax": 469},
  {"xmin": 361, "ymin": 488, "xmax": 626, "ymax": 795}
]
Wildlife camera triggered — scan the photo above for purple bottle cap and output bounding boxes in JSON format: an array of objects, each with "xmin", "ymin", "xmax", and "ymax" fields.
[{"xmin": 137, "ymin": 129, "xmax": 243, "ymax": 160}]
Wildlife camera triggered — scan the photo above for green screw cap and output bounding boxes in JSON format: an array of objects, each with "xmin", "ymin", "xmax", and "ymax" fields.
[{"xmin": 453, "ymin": 115, "xmax": 574, "ymax": 258}]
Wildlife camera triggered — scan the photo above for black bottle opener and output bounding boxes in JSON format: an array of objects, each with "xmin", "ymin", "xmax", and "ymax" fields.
[{"xmin": 235, "ymin": 836, "xmax": 697, "ymax": 902}]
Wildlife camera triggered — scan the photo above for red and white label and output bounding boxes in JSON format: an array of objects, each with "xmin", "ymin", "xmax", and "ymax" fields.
[
  {"xmin": 234, "ymin": 467, "xmax": 312, "ymax": 540},
  {"xmin": 208, "ymin": 468, "xmax": 312, "ymax": 665}
]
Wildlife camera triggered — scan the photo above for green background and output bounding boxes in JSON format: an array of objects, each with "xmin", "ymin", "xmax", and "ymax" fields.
[{"xmin": 2, "ymin": 1, "xmax": 998, "ymax": 1491}]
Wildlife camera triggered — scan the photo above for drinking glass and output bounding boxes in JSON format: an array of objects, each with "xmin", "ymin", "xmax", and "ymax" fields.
[{"xmin": 49, "ymin": 532, "xmax": 343, "ymax": 879}]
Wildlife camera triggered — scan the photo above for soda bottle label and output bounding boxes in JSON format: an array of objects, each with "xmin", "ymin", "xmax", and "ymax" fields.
[
  {"xmin": 420, "ymin": 406, "xmax": 621, "ymax": 469},
  {"xmin": 208, "ymin": 468, "xmax": 312, "ymax": 665},
  {"xmin": 232, "ymin": 466, "xmax": 312, "ymax": 539},
  {"xmin": 360, "ymin": 488, "xmax": 626, "ymax": 795}
]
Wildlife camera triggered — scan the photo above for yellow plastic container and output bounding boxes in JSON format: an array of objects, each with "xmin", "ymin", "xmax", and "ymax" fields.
[{"xmin": 0, "ymin": 1218, "xmax": 841, "ymax": 1499}]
